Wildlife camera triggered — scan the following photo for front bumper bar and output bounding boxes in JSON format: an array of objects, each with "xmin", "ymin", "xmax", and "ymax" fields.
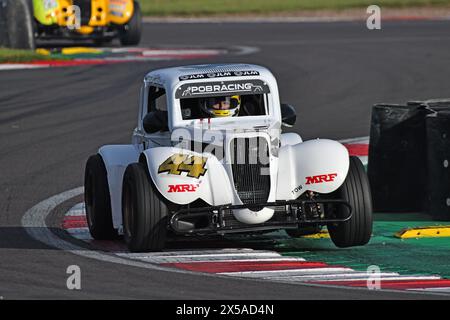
[{"xmin": 169, "ymin": 199, "xmax": 352, "ymax": 235}]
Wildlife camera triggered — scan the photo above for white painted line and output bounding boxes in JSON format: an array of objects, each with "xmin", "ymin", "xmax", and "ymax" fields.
[
  {"xmin": 117, "ymin": 251, "xmax": 288, "ymax": 262},
  {"xmin": 143, "ymin": 252, "xmax": 282, "ymax": 259},
  {"xmin": 65, "ymin": 202, "xmax": 85, "ymax": 216},
  {"xmin": 117, "ymin": 248, "xmax": 278, "ymax": 257},
  {"xmin": 230, "ymin": 45, "xmax": 260, "ymax": 56},
  {"xmin": 21, "ymin": 187, "xmax": 189, "ymax": 273},
  {"xmin": 321, "ymin": 276, "xmax": 442, "ymax": 282},
  {"xmin": 142, "ymin": 49, "xmax": 225, "ymax": 56},
  {"xmin": 267, "ymin": 272, "xmax": 400, "ymax": 281},
  {"xmin": 0, "ymin": 64, "xmax": 48, "ymax": 71},
  {"xmin": 109, "ymin": 47, "xmax": 148, "ymax": 53},
  {"xmin": 123, "ymin": 256, "xmax": 305, "ymax": 264},
  {"xmin": 220, "ymin": 267, "xmax": 355, "ymax": 277},
  {"xmin": 65, "ymin": 211, "xmax": 85, "ymax": 217},
  {"xmin": 66, "ymin": 227, "xmax": 92, "ymax": 240},
  {"xmin": 409, "ymin": 287, "xmax": 450, "ymax": 293},
  {"xmin": 71, "ymin": 202, "xmax": 85, "ymax": 211},
  {"xmin": 118, "ymin": 252, "xmax": 282, "ymax": 259},
  {"xmin": 339, "ymin": 136, "xmax": 370, "ymax": 144},
  {"xmin": 65, "ymin": 227, "xmax": 89, "ymax": 234}
]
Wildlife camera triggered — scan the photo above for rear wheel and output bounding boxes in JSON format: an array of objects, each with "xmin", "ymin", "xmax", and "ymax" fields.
[
  {"xmin": 84, "ymin": 154, "xmax": 117, "ymax": 240},
  {"xmin": 119, "ymin": 0, "xmax": 142, "ymax": 46},
  {"xmin": 122, "ymin": 163, "xmax": 168, "ymax": 252},
  {"xmin": 327, "ymin": 156, "xmax": 373, "ymax": 248}
]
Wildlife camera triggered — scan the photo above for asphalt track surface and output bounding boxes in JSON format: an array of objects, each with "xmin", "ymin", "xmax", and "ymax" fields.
[{"xmin": 1, "ymin": 21, "xmax": 450, "ymax": 299}]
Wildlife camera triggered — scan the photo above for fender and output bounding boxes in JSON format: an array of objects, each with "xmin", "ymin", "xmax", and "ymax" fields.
[
  {"xmin": 280, "ymin": 132, "xmax": 303, "ymax": 146},
  {"xmin": 98, "ymin": 145, "xmax": 140, "ymax": 228},
  {"xmin": 32, "ymin": 0, "xmax": 57, "ymax": 25},
  {"xmin": 276, "ymin": 139, "xmax": 349, "ymax": 200},
  {"xmin": 141, "ymin": 147, "xmax": 234, "ymax": 206}
]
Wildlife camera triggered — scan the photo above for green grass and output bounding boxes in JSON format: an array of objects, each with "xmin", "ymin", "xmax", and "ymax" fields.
[
  {"xmin": 138, "ymin": 0, "xmax": 450, "ymax": 16},
  {"xmin": 0, "ymin": 48, "xmax": 55, "ymax": 63}
]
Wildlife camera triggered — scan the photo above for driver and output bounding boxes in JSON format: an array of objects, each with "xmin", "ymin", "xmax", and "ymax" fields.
[{"xmin": 200, "ymin": 95, "xmax": 241, "ymax": 117}]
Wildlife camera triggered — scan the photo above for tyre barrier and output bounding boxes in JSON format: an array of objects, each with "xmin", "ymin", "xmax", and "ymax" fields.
[
  {"xmin": 0, "ymin": 0, "xmax": 35, "ymax": 50},
  {"xmin": 0, "ymin": 0, "xmax": 10, "ymax": 47},
  {"xmin": 368, "ymin": 99, "xmax": 450, "ymax": 220},
  {"xmin": 425, "ymin": 102, "xmax": 450, "ymax": 221}
]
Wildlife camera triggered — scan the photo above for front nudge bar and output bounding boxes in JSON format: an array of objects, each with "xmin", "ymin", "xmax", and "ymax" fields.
[{"xmin": 169, "ymin": 199, "xmax": 352, "ymax": 235}]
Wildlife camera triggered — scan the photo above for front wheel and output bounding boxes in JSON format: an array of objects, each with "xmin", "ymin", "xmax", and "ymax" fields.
[
  {"xmin": 327, "ymin": 156, "xmax": 373, "ymax": 248},
  {"xmin": 119, "ymin": 0, "xmax": 142, "ymax": 46},
  {"xmin": 122, "ymin": 163, "xmax": 168, "ymax": 252}
]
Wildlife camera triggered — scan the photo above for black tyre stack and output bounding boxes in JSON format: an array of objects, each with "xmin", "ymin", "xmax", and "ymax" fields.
[
  {"xmin": 425, "ymin": 103, "xmax": 450, "ymax": 220},
  {"xmin": 368, "ymin": 100, "xmax": 450, "ymax": 221},
  {"xmin": 368, "ymin": 103, "xmax": 428, "ymax": 213}
]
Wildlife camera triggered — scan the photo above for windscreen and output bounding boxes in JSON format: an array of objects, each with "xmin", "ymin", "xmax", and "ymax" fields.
[
  {"xmin": 180, "ymin": 94, "xmax": 266, "ymax": 120},
  {"xmin": 176, "ymin": 79, "xmax": 270, "ymax": 120}
]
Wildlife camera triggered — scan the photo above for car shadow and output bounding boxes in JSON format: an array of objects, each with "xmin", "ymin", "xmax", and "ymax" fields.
[{"xmin": 0, "ymin": 226, "xmax": 69, "ymax": 250}]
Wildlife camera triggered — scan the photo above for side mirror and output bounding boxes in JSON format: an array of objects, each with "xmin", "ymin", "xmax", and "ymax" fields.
[
  {"xmin": 281, "ymin": 103, "xmax": 297, "ymax": 127},
  {"xmin": 143, "ymin": 110, "xmax": 168, "ymax": 133}
]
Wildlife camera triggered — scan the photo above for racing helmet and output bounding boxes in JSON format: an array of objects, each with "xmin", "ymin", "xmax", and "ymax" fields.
[{"xmin": 200, "ymin": 95, "xmax": 241, "ymax": 117}]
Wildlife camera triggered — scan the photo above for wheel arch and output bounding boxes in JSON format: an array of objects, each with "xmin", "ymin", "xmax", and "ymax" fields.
[
  {"xmin": 97, "ymin": 145, "xmax": 140, "ymax": 229},
  {"xmin": 140, "ymin": 147, "xmax": 234, "ymax": 207}
]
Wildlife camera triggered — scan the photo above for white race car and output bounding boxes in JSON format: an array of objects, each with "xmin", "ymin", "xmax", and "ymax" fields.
[{"xmin": 84, "ymin": 63, "xmax": 373, "ymax": 252}]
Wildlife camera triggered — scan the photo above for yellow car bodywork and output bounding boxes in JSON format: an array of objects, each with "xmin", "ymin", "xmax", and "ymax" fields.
[{"xmin": 33, "ymin": 0, "xmax": 135, "ymax": 35}]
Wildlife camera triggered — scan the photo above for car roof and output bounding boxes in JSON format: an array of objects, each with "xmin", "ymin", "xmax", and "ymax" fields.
[{"xmin": 144, "ymin": 63, "xmax": 275, "ymax": 88}]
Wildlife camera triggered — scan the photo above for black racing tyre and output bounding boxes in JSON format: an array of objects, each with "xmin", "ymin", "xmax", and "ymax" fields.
[
  {"xmin": 6, "ymin": 0, "xmax": 36, "ymax": 49},
  {"xmin": 122, "ymin": 163, "xmax": 168, "ymax": 252},
  {"xmin": 286, "ymin": 225, "xmax": 322, "ymax": 238},
  {"xmin": 119, "ymin": 0, "xmax": 142, "ymax": 46},
  {"xmin": 327, "ymin": 156, "xmax": 373, "ymax": 248},
  {"xmin": 84, "ymin": 154, "xmax": 118, "ymax": 240}
]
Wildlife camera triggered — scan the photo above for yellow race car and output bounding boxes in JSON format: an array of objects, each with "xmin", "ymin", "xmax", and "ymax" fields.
[{"xmin": 32, "ymin": 0, "xmax": 142, "ymax": 45}]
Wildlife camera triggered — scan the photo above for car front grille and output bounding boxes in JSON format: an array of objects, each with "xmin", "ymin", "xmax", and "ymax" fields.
[
  {"xmin": 73, "ymin": 0, "xmax": 92, "ymax": 25},
  {"xmin": 230, "ymin": 137, "xmax": 270, "ymax": 209}
]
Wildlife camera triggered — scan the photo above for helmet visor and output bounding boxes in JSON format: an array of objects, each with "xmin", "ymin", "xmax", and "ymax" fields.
[{"xmin": 207, "ymin": 96, "xmax": 240, "ymax": 109}]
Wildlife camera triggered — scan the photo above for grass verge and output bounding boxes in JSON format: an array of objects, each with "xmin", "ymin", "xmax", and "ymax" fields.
[
  {"xmin": 0, "ymin": 48, "xmax": 69, "ymax": 63},
  {"xmin": 0, "ymin": 48, "xmax": 50, "ymax": 63},
  {"xmin": 138, "ymin": 0, "xmax": 450, "ymax": 16}
]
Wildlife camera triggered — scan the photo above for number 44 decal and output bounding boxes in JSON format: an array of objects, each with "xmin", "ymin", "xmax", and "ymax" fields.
[{"xmin": 158, "ymin": 154, "xmax": 208, "ymax": 179}]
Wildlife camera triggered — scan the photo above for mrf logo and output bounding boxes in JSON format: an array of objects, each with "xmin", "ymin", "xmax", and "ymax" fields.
[
  {"xmin": 305, "ymin": 173, "xmax": 338, "ymax": 185},
  {"xmin": 167, "ymin": 184, "xmax": 199, "ymax": 193}
]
